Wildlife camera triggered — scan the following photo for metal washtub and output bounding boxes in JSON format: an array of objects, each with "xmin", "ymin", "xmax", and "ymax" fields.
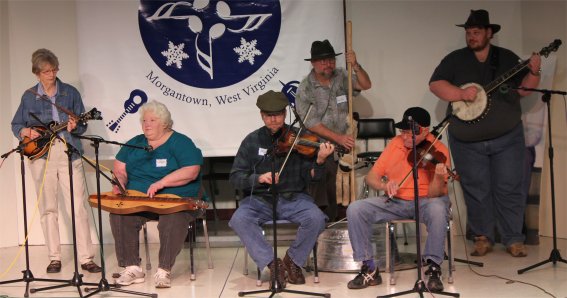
[{"xmin": 316, "ymin": 222, "xmax": 396, "ymax": 272}]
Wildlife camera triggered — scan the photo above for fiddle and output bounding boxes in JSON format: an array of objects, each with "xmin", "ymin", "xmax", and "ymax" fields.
[
  {"xmin": 275, "ymin": 130, "xmax": 346, "ymax": 158},
  {"xmin": 407, "ymin": 140, "xmax": 460, "ymax": 181}
]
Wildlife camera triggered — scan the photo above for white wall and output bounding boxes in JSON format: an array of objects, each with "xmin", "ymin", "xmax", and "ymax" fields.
[
  {"xmin": 1, "ymin": 1, "xmax": 565, "ymax": 249},
  {"xmin": 0, "ymin": 0, "xmax": 19, "ymax": 248}
]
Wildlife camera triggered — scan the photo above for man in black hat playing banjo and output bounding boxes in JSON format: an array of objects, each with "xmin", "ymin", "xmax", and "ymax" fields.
[
  {"xmin": 295, "ymin": 39, "xmax": 372, "ymax": 221},
  {"xmin": 429, "ymin": 9, "xmax": 541, "ymax": 258}
]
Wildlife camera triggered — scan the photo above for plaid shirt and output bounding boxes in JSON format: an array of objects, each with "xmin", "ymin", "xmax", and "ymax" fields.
[
  {"xmin": 230, "ymin": 125, "xmax": 325, "ymax": 199},
  {"xmin": 295, "ymin": 68, "xmax": 359, "ymax": 137}
]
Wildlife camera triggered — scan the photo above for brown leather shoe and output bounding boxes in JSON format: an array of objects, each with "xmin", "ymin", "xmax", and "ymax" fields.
[
  {"xmin": 268, "ymin": 258, "xmax": 286, "ymax": 289},
  {"xmin": 507, "ymin": 242, "xmax": 527, "ymax": 257},
  {"xmin": 283, "ymin": 252, "xmax": 305, "ymax": 284},
  {"xmin": 81, "ymin": 261, "xmax": 102, "ymax": 273},
  {"xmin": 46, "ymin": 260, "xmax": 61, "ymax": 273},
  {"xmin": 470, "ymin": 236, "xmax": 493, "ymax": 256}
]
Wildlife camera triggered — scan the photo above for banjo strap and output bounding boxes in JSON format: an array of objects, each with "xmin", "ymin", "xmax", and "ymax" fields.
[{"xmin": 488, "ymin": 46, "xmax": 500, "ymax": 83}]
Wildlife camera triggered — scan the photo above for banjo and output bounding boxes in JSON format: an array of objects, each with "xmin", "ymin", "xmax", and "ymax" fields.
[{"xmin": 452, "ymin": 39, "xmax": 562, "ymax": 123}]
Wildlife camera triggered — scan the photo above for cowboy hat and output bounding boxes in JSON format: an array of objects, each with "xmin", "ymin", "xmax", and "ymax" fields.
[
  {"xmin": 456, "ymin": 9, "xmax": 501, "ymax": 34},
  {"xmin": 304, "ymin": 40, "xmax": 342, "ymax": 61}
]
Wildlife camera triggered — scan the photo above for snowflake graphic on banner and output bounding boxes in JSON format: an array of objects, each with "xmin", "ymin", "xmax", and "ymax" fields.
[
  {"xmin": 234, "ymin": 38, "xmax": 262, "ymax": 65},
  {"xmin": 139, "ymin": 0, "xmax": 281, "ymax": 88},
  {"xmin": 161, "ymin": 41, "xmax": 190, "ymax": 69}
]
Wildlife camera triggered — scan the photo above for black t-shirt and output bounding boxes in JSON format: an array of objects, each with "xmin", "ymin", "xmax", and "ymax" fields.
[{"xmin": 430, "ymin": 45, "xmax": 528, "ymax": 142}]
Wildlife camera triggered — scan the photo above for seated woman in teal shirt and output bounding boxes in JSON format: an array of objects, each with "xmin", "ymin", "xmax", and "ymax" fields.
[{"xmin": 110, "ymin": 100, "xmax": 203, "ymax": 288}]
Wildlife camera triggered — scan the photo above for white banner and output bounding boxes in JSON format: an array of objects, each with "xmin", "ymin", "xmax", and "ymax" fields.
[{"xmin": 76, "ymin": 0, "xmax": 345, "ymax": 158}]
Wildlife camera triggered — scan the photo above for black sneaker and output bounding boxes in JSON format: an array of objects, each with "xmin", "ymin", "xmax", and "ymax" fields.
[
  {"xmin": 347, "ymin": 264, "xmax": 382, "ymax": 289},
  {"xmin": 425, "ymin": 263, "xmax": 444, "ymax": 292}
]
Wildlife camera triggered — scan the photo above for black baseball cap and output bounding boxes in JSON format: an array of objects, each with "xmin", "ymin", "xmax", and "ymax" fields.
[{"xmin": 394, "ymin": 107, "xmax": 431, "ymax": 129}]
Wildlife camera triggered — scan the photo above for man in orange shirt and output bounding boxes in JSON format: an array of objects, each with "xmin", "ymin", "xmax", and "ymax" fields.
[{"xmin": 346, "ymin": 107, "xmax": 451, "ymax": 292}]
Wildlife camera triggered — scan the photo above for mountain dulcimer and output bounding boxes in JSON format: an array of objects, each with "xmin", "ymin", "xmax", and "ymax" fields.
[{"xmin": 89, "ymin": 189, "xmax": 208, "ymax": 215}]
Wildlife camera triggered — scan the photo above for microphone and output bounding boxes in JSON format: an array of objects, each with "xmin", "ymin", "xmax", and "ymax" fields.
[
  {"xmin": 407, "ymin": 116, "xmax": 419, "ymax": 135},
  {"xmin": 514, "ymin": 86, "xmax": 567, "ymax": 95},
  {"xmin": 145, "ymin": 145, "xmax": 153, "ymax": 152},
  {"xmin": 431, "ymin": 113, "xmax": 452, "ymax": 139},
  {"xmin": 29, "ymin": 112, "xmax": 47, "ymax": 128},
  {"xmin": 28, "ymin": 112, "xmax": 56, "ymax": 138},
  {"xmin": 110, "ymin": 171, "xmax": 127, "ymax": 196},
  {"xmin": 290, "ymin": 104, "xmax": 309, "ymax": 131}
]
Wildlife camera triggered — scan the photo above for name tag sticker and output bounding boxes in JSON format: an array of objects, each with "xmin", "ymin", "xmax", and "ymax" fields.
[
  {"xmin": 156, "ymin": 159, "xmax": 167, "ymax": 167},
  {"xmin": 336, "ymin": 95, "xmax": 347, "ymax": 104},
  {"xmin": 258, "ymin": 148, "xmax": 268, "ymax": 156}
]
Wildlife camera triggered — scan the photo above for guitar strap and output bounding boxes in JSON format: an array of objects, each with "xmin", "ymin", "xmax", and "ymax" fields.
[{"xmin": 26, "ymin": 87, "xmax": 78, "ymax": 119}]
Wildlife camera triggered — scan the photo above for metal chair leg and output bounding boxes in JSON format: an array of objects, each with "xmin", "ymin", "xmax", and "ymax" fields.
[
  {"xmin": 143, "ymin": 223, "xmax": 152, "ymax": 271},
  {"xmin": 243, "ymin": 247, "xmax": 249, "ymax": 275},
  {"xmin": 189, "ymin": 220, "xmax": 196, "ymax": 280},
  {"xmin": 201, "ymin": 217, "xmax": 213, "ymax": 269},
  {"xmin": 447, "ymin": 220, "xmax": 454, "ymax": 284},
  {"xmin": 256, "ymin": 267, "xmax": 262, "ymax": 287},
  {"xmin": 313, "ymin": 241, "xmax": 319, "ymax": 283},
  {"xmin": 387, "ymin": 222, "xmax": 396, "ymax": 285},
  {"xmin": 402, "ymin": 223, "xmax": 409, "ymax": 245}
]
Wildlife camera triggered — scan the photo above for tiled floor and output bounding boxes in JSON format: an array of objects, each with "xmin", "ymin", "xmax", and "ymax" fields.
[{"xmin": 0, "ymin": 226, "xmax": 566, "ymax": 298}]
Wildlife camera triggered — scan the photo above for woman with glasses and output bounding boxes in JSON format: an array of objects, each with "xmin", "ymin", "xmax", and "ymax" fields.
[{"xmin": 11, "ymin": 48, "xmax": 101, "ymax": 274}]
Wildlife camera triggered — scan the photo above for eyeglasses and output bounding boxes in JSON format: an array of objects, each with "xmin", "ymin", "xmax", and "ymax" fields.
[
  {"xmin": 40, "ymin": 68, "xmax": 59, "ymax": 75},
  {"xmin": 398, "ymin": 127, "xmax": 423, "ymax": 135}
]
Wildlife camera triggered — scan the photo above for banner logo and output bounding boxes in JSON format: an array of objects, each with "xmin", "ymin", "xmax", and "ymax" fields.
[
  {"xmin": 106, "ymin": 89, "xmax": 148, "ymax": 133},
  {"xmin": 138, "ymin": 0, "xmax": 281, "ymax": 89}
]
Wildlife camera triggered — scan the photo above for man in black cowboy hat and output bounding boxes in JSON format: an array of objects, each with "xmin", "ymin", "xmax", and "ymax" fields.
[
  {"xmin": 429, "ymin": 9, "xmax": 541, "ymax": 258},
  {"xmin": 295, "ymin": 39, "xmax": 371, "ymax": 221}
]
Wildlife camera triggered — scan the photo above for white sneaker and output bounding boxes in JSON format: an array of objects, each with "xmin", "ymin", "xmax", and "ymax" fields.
[
  {"xmin": 115, "ymin": 266, "xmax": 145, "ymax": 286},
  {"xmin": 154, "ymin": 268, "xmax": 171, "ymax": 288}
]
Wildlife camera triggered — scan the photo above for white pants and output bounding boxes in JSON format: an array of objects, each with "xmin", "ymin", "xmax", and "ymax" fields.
[{"xmin": 29, "ymin": 140, "xmax": 94, "ymax": 264}]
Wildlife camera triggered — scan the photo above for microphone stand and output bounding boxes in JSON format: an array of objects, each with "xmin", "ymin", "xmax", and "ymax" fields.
[
  {"xmin": 24, "ymin": 113, "xmax": 99, "ymax": 297},
  {"xmin": 379, "ymin": 118, "xmax": 459, "ymax": 298},
  {"xmin": 0, "ymin": 148, "xmax": 79, "ymax": 297},
  {"xmin": 71, "ymin": 135, "xmax": 156, "ymax": 298},
  {"xmin": 238, "ymin": 106, "xmax": 329, "ymax": 298},
  {"xmin": 517, "ymin": 89, "xmax": 567, "ymax": 274}
]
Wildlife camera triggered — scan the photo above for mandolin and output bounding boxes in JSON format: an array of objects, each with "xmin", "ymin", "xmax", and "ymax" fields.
[{"xmin": 20, "ymin": 108, "xmax": 102, "ymax": 160}]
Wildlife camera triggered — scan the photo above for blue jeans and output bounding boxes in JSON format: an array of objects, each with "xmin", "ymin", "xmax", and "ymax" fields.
[
  {"xmin": 347, "ymin": 196, "xmax": 450, "ymax": 266},
  {"xmin": 449, "ymin": 123, "xmax": 526, "ymax": 246},
  {"xmin": 229, "ymin": 193, "xmax": 327, "ymax": 270}
]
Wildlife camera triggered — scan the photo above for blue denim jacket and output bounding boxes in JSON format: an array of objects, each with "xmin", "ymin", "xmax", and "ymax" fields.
[{"xmin": 11, "ymin": 78, "xmax": 87, "ymax": 159}]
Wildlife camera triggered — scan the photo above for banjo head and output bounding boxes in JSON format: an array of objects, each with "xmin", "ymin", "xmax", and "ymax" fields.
[{"xmin": 452, "ymin": 82, "xmax": 490, "ymax": 123}]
